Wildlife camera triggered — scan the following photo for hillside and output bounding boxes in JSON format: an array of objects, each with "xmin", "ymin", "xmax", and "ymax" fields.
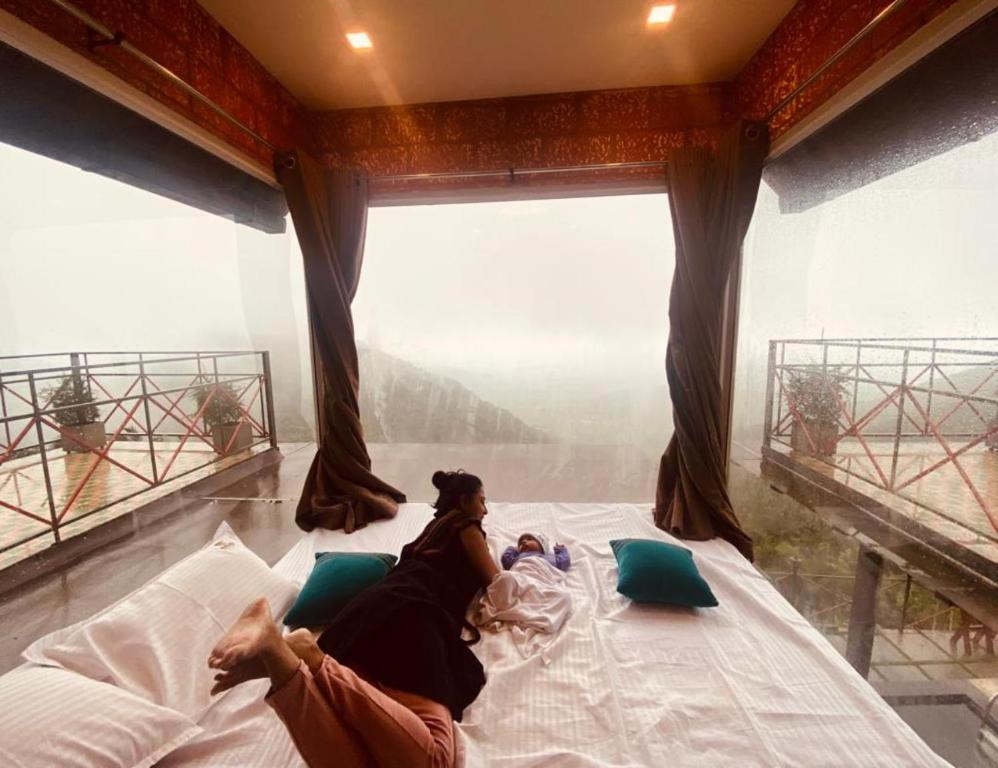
[{"xmin": 358, "ymin": 347, "xmax": 552, "ymax": 444}]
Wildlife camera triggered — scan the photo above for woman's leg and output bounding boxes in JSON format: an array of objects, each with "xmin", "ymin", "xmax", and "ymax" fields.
[
  {"xmin": 210, "ymin": 599, "xmax": 455, "ymax": 768},
  {"xmin": 208, "ymin": 600, "xmax": 374, "ymax": 767},
  {"xmin": 272, "ymin": 653, "xmax": 455, "ymax": 768}
]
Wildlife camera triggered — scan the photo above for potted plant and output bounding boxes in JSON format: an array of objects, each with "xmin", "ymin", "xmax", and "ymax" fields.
[
  {"xmin": 45, "ymin": 375, "xmax": 107, "ymax": 453},
  {"xmin": 192, "ymin": 381, "xmax": 252, "ymax": 455},
  {"xmin": 786, "ymin": 369, "xmax": 843, "ymax": 458}
]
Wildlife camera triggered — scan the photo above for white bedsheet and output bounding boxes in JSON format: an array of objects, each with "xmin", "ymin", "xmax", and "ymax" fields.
[
  {"xmin": 474, "ymin": 556, "xmax": 572, "ymax": 661},
  {"xmin": 160, "ymin": 503, "xmax": 950, "ymax": 768}
]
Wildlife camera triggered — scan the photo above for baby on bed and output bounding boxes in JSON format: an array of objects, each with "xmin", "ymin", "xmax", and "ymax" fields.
[
  {"xmin": 481, "ymin": 533, "xmax": 573, "ymax": 659},
  {"xmin": 501, "ymin": 533, "xmax": 571, "ymax": 572}
]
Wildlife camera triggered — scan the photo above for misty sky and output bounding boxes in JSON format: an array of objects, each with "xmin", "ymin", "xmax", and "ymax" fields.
[{"xmin": 354, "ymin": 195, "xmax": 674, "ymax": 379}]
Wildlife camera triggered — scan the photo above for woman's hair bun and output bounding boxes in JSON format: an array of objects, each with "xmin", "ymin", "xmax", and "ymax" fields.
[{"xmin": 431, "ymin": 470, "xmax": 452, "ymax": 490}]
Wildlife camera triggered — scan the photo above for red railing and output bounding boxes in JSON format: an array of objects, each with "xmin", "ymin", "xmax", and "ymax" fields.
[
  {"xmin": 764, "ymin": 338, "xmax": 998, "ymax": 540},
  {"xmin": 0, "ymin": 351, "xmax": 277, "ymax": 557}
]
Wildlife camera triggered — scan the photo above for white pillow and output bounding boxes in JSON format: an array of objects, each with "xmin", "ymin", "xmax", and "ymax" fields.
[
  {"xmin": 23, "ymin": 522, "xmax": 299, "ymax": 720},
  {"xmin": 0, "ymin": 664, "xmax": 200, "ymax": 768}
]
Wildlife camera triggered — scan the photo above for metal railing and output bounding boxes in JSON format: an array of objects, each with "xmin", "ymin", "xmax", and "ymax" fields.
[
  {"xmin": 763, "ymin": 337, "xmax": 998, "ymax": 537},
  {"xmin": 768, "ymin": 563, "xmax": 994, "ymax": 673},
  {"xmin": 0, "ymin": 351, "xmax": 277, "ymax": 557}
]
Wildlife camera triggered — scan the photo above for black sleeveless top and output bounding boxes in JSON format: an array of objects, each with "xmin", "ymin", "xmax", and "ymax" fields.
[{"xmin": 317, "ymin": 512, "xmax": 487, "ymax": 720}]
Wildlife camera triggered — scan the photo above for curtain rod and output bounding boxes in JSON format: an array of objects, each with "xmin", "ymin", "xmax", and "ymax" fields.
[
  {"xmin": 43, "ymin": 0, "xmax": 276, "ymax": 151},
  {"xmin": 40, "ymin": 0, "xmax": 912, "ymax": 163},
  {"xmin": 764, "ymin": 0, "xmax": 911, "ymax": 121},
  {"xmin": 373, "ymin": 160, "xmax": 668, "ymax": 183}
]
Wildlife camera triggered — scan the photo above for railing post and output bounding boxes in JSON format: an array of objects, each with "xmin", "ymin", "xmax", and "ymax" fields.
[
  {"xmin": 889, "ymin": 348, "xmax": 910, "ymax": 490},
  {"xmin": 763, "ymin": 341, "xmax": 777, "ymax": 449},
  {"xmin": 261, "ymin": 351, "xmax": 278, "ymax": 449},
  {"xmin": 28, "ymin": 372, "xmax": 61, "ymax": 544},
  {"xmin": 83, "ymin": 352, "xmax": 96, "ymax": 422},
  {"xmin": 69, "ymin": 352, "xmax": 84, "ymax": 405},
  {"xmin": 851, "ymin": 341, "xmax": 862, "ymax": 425},
  {"xmin": 790, "ymin": 557, "xmax": 802, "ymax": 608},
  {"xmin": 775, "ymin": 341, "xmax": 787, "ymax": 437},
  {"xmin": 899, "ymin": 573, "xmax": 912, "ymax": 635},
  {"xmin": 924, "ymin": 339, "xmax": 937, "ymax": 437},
  {"xmin": 137, "ymin": 354, "xmax": 159, "ymax": 484},
  {"xmin": 844, "ymin": 545, "xmax": 884, "ymax": 679},
  {"xmin": 0, "ymin": 370, "xmax": 10, "ymax": 451},
  {"xmin": 211, "ymin": 355, "xmax": 220, "ymax": 437}
]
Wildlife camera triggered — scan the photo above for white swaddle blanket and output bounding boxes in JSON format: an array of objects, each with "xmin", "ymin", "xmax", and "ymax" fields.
[{"xmin": 473, "ymin": 556, "xmax": 572, "ymax": 661}]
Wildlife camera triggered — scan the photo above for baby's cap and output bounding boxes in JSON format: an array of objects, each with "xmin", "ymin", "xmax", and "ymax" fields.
[{"xmin": 517, "ymin": 532, "xmax": 549, "ymax": 554}]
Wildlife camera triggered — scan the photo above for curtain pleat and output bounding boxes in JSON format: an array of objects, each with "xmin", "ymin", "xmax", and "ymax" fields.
[
  {"xmin": 277, "ymin": 151, "xmax": 406, "ymax": 533},
  {"xmin": 654, "ymin": 122, "xmax": 769, "ymax": 561}
]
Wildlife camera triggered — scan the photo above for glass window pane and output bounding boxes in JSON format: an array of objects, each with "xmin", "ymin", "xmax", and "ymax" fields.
[
  {"xmin": 0, "ymin": 141, "xmax": 314, "ymax": 564},
  {"xmin": 353, "ymin": 194, "xmax": 675, "ymax": 501},
  {"xmin": 732, "ymin": 126, "xmax": 998, "ymax": 761}
]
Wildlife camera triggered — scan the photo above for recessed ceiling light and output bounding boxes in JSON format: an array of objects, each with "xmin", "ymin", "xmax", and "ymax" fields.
[
  {"xmin": 346, "ymin": 31, "xmax": 373, "ymax": 49},
  {"xmin": 647, "ymin": 4, "xmax": 676, "ymax": 25}
]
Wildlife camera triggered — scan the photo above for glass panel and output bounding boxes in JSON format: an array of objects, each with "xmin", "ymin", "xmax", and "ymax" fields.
[
  {"xmin": 732, "ymin": 129, "xmax": 998, "ymax": 764},
  {"xmin": 0, "ymin": 141, "xmax": 314, "ymax": 566},
  {"xmin": 353, "ymin": 194, "xmax": 675, "ymax": 501}
]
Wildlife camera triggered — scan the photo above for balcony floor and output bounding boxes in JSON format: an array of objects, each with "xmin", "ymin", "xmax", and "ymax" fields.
[{"xmin": 0, "ymin": 441, "xmax": 272, "ymax": 571}]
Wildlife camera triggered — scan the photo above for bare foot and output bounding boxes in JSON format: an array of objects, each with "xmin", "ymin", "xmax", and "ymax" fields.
[{"xmin": 208, "ymin": 597, "xmax": 276, "ymax": 672}]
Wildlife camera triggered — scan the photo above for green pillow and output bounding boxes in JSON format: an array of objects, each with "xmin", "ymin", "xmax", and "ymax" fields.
[
  {"xmin": 610, "ymin": 538, "xmax": 718, "ymax": 608},
  {"xmin": 284, "ymin": 552, "xmax": 397, "ymax": 627}
]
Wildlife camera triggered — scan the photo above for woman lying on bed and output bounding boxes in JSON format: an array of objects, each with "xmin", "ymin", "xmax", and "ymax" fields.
[{"xmin": 207, "ymin": 469, "xmax": 499, "ymax": 768}]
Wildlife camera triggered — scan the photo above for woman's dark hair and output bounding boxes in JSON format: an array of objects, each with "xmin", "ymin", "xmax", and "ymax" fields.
[{"xmin": 431, "ymin": 469, "xmax": 482, "ymax": 515}]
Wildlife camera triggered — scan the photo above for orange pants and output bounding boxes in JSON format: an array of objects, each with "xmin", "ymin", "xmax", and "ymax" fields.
[{"xmin": 266, "ymin": 656, "xmax": 456, "ymax": 768}]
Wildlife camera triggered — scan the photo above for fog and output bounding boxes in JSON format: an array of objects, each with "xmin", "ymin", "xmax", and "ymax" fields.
[{"xmin": 355, "ymin": 195, "xmax": 674, "ymax": 451}]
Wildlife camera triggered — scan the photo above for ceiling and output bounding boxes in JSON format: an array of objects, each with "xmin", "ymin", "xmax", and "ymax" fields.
[{"xmin": 197, "ymin": 0, "xmax": 797, "ymax": 111}]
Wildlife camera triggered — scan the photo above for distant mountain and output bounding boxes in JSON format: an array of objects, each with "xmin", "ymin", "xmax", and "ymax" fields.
[{"xmin": 358, "ymin": 347, "xmax": 552, "ymax": 444}]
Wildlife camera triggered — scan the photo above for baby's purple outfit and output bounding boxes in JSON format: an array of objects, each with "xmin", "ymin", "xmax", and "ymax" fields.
[{"xmin": 501, "ymin": 544, "xmax": 571, "ymax": 572}]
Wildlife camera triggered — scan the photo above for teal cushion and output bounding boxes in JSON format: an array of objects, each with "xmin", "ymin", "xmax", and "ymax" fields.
[
  {"xmin": 610, "ymin": 538, "xmax": 718, "ymax": 607},
  {"xmin": 284, "ymin": 552, "xmax": 397, "ymax": 627}
]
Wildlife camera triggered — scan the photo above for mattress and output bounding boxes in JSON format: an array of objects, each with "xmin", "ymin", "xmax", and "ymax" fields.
[{"xmin": 159, "ymin": 502, "xmax": 949, "ymax": 767}]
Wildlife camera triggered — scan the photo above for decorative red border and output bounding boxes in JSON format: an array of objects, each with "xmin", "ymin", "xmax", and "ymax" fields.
[
  {"xmin": 0, "ymin": 0, "xmax": 312, "ymax": 164},
  {"xmin": 736, "ymin": 0, "xmax": 961, "ymax": 137},
  {"xmin": 1, "ymin": 0, "xmax": 964, "ymax": 171}
]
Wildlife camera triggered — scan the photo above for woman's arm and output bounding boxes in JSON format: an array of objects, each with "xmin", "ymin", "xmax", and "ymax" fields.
[{"xmin": 460, "ymin": 526, "xmax": 500, "ymax": 586}]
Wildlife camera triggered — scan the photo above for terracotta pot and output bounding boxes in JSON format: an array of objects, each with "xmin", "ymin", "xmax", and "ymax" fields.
[
  {"xmin": 59, "ymin": 422, "xmax": 108, "ymax": 453},
  {"xmin": 210, "ymin": 422, "xmax": 252, "ymax": 455},
  {"xmin": 790, "ymin": 418, "xmax": 838, "ymax": 458}
]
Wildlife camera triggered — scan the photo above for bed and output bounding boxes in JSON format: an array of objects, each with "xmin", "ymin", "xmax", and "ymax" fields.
[{"xmin": 148, "ymin": 501, "xmax": 947, "ymax": 767}]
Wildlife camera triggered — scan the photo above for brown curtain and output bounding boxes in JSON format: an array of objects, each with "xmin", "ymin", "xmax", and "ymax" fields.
[
  {"xmin": 277, "ymin": 150, "xmax": 406, "ymax": 533},
  {"xmin": 654, "ymin": 121, "xmax": 768, "ymax": 561}
]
